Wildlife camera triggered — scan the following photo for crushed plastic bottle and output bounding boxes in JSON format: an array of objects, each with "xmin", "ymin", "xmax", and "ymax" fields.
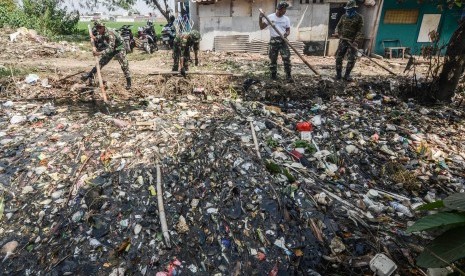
[{"xmin": 390, "ymin": 202, "xmax": 414, "ymax": 217}]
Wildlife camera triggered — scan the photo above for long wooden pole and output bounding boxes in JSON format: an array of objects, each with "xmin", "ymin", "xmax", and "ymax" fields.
[
  {"xmin": 87, "ymin": 25, "xmax": 108, "ymax": 102},
  {"xmin": 341, "ymin": 38, "xmax": 397, "ymax": 76},
  {"xmin": 156, "ymin": 162, "xmax": 171, "ymax": 248},
  {"xmin": 259, "ymin": 8, "xmax": 320, "ymax": 76}
]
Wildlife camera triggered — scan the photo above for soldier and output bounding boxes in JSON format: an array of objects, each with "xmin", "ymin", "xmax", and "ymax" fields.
[
  {"xmin": 82, "ymin": 20, "xmax": 132, "ymax": 90},
  {"xmin": 172, "ymin": 30, "xmax": 201, "ymax": 75},
  {"xmin": 259, "ymin": 1, "xmax": 293, "ymax": 82},
  {"xmin": 334, "ymin": 0, "xmax": 364, "ymax": 81},
  {"xmin": 91, "ymin": 20, "xmax": 106, "ymax": 52}
]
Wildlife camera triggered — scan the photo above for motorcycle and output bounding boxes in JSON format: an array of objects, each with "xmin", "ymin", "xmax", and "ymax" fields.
[
  {"xmin": 118, "ymin": 25, "xmax": 135, "ymax": 53},
  {"xmin": 160, "ymin": 23, "xmax": 175, "ymax": 49},
  {"xmin": 137, "ymin": 26, "xmax": 158, "ymax": 54}
]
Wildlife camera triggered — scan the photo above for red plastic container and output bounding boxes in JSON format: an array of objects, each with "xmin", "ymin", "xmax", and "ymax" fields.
[{"xmin": 296, "ymin": 122, "xmax": 313, "ymax": 132}]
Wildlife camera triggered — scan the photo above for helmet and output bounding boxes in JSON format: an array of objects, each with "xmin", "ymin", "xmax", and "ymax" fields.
[
  {"xmin": 276, "ymin": 1, "xmax": 289, "ymax": 10},
  {"xmin": 344, "ymin": 0, "xmax": 358, "ymax": 9},
  {"xmin": 93, "ymin": 19, "xmax": 105, "ymax": 27},
  {"xmin": 147, "ymin": 19, "xmax": 153, "ymax": 25},
  {"xmin": 190, "ymin": 30, "xmax": 201, "ymax": 42}
]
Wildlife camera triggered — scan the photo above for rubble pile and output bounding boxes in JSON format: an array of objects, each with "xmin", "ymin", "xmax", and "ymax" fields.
[{"xmin": 0, "ymin": 27, "xmax": 81, "ymax": 60}]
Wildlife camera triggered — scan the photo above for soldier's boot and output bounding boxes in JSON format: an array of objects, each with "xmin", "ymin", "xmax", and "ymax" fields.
[
  {"xmin": 172, "ymin": 66, "xmax": 178, "ymax": 72},
  {"xmin": 125, "ymin": 77, "xmax": 132, "ymax": 90},
  {"xmin": 81, "ymin": 67, "xmax": 97, "ymax": 83},
  {"xmin": 344, "ymin": 65, "xmax": 354, "ymax": 82},
  {"xmin": 335, "ymin": 69, "xmax": 342, "ymax": 80},
  {"xmin": 195, "ymin": 59, "xmax": 199, "ymax": 66},
  {"xmin": 271, "ymin": 72, "xmax": 277, "ymax": 80},
  {"xmin": 286, "ymin": 71, "xmax": 294, "ymax": 83}
]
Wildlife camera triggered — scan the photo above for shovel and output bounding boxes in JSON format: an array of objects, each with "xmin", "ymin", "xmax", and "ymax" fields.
[
  {"xmin": 340, "ymin": 37, "xmax": 397, "ymax": 76},
  {"xmin": 259, "ymin": 9, "xmax": 320, "ymax": 76}
]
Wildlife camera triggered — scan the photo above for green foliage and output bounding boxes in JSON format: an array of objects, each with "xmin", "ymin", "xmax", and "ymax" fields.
[
  {"xmin": 408, "ymin": 193, "xmax": 465, "ymax": 268},
  {"xmin": 265, "ymin": 160, "xmax": 295, "ymax": 183},
  {"xmin": 0, "ymin": 0, "xmax": 16, "ymax": 10},
  {"xmin": 266, "ymin": 137, "xmax": 279, "ymax": 149},
  {"xmin": 0, "ymin": 0, "xmax": 79, "ymax": 36},
  {"xmin": 406, "ymin": 213, "xmax": 465, "ymax": 233},
  {"xmin": 293, "ymin": 140, "xmax": 317, "ymax": 154},
  {"xmin": 416, "ymin": 226, "xmax": 465, "ymax": 268},
  {"xmin": 415, "ymin": 200, "xmax": 444, "ymax": 211},
  {"xmin": 23, "ymin": 0, "xmax": 79, "ymax": 35}
]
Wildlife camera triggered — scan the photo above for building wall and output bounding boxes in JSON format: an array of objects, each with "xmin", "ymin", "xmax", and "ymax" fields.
[
  {"xmin": 192, "ymin": 0, "xmax": 335, "ymax": 50},
  {"xmin": 374, "ymin": 1, "xmax": 461, "ymax": 55}
]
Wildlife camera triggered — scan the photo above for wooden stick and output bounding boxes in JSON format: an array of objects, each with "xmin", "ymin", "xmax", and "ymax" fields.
[
  {"xmin": 87, "ymin": 24, "xmax": 108, "ymax": 103},
  {"xmin": 56, "ymin": 70, "xmax": 86, "ymax": 83},
  {"xmin": 259, "ymin": 8, "xmax": 320, "ymax": 76},
  {"xmin": 156, "ymin": 162, "xmax": 171, "ymax": 248},
  {"xmin": 340, "ymin": 37, "xmax": 397, "ymax": 76},
  {"xmin": 250, "ymin": 121, "xmax": 262, "ymax": 159}
]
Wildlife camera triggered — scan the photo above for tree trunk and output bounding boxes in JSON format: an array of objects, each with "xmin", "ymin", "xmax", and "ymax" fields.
[
  {"xmin": 146, "ymin": 0, "xmax": 170, "ymax": 21},
  {"xmin": 435, "ymin": 20, "xmax": 465, "ymax": 102}
]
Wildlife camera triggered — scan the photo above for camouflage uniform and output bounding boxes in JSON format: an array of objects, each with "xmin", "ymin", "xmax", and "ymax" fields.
[
  {"xmin": 269, "ymin": 37, "xmax": 291, "ymax": 78},
  {"xmin": 98, "ymin": 28, "xmax": 131, "ymax": 79},
  {"xmin": 335, "ymin": 10, "xmax": 364, "ymax": 79},
  {"xmin": 172, "ymin": 30, "xmax": 201, "ymax": 72}
]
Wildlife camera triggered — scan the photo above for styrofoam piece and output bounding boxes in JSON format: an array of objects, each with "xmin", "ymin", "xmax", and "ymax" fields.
[
  {"xmin": 300, "ymin": 131, "xmax": 312, "ymax": 141},
  {"xmin": 426, "ymin": 267, "xmax": 453, "ymax": 276},
  {"xmin": 370, "ymin": 253, "xmax": 397, "ymax": 276}
]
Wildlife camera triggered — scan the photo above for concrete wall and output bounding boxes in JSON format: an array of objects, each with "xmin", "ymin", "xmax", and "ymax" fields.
[
  {"xmin": 192, "ymin": 0, "xmax": 333, "ymax": 50},
  {"xmin": 374, "ymin": 0, "xmax": 461, "ymax": 55}
]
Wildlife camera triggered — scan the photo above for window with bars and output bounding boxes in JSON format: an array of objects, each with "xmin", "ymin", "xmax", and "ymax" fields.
[{"xmin": 384, "ymin": 9, "xmax": 419, "ymax": 24}]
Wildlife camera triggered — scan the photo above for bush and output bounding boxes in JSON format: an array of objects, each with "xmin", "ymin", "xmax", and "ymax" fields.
[
  {"xmin": 0, "ymin": 0, "xmax": 79, "ymax": 36},
  {"xmin": 23, "ymin": 0, "xmax": 79, "ymax": 35},
  {"xmin": 407, "ymin": 193, "xmax": 465, "ymax": 270}
]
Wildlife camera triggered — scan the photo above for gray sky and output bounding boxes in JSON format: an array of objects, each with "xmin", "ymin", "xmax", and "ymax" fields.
[{"xmin": 63, "ymin": 0, "xmax": 165, "ymax": 16}]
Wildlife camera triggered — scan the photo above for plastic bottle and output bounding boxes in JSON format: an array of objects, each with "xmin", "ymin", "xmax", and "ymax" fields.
[{"xmin": 390, "ymin": 202, "xmax": 414, "ymax": 217}]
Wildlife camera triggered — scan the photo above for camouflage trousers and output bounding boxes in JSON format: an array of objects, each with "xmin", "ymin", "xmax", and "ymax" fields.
[
  {"xmin": 335, "ymin": 39, "xmax": 357, "ymax": 74},
  {"xmin": 269, "ymin": 37, "xmax": 291, "ymax": 75},
  {"xmin": 99, "ymin": 49, "xmax": 131, "ymax": 78},
  {"xmin": 172, "ymin": 43, "xmax": 190, "ymax": 71}
]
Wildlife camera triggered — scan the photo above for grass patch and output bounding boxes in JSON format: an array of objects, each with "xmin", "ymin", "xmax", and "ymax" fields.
[{"xmin": 77, "ymin": 21, "xmax": 164, "ymax": 37}]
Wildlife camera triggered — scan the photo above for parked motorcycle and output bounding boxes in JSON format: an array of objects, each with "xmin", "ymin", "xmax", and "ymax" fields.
[
  {"xmin": 118, "ymin": 25, "xmax": 135, "ymax": 53},
  {"xmin": 137, "ymin": 26, "xmax": 158, "ymax": 54},
  {"xmin": 160, "ymin": 23, "xmax": 175, "ymax": 49}
]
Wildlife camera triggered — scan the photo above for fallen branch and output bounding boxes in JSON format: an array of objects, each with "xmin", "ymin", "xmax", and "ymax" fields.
[
  {"xmin": 56, "ymin": 70, "xmax": 86, "ymax": 83},
  {"xmin": 156, "ymin": 162, "xmax": 171, "ymax": 248}
]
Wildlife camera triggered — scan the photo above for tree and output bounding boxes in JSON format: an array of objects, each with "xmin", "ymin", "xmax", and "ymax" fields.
[
  {"xmin": 144, "ymin": 0, "xmax": 171, "ymax": 21},
  {"xmin": 0, "ymin": 0, "xmax": 16, "ymax": 10},
  {"xmin": 434, "ymin": 19, "xmax": 465, "ymax": 102},
  {"xmin": 84, "ymin": 0, "xmax": 172, "ymax": 21}
]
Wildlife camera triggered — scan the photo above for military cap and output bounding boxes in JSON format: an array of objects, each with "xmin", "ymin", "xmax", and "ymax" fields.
[
  {"xmin": 344, "ymin": 0, "xmax": 358, "ymax": 9},
  {"xmin": 93, "ymin": 19, "xmax": 105, "ymax": 27},
  {"xmin": 277, "ymin": 1, "xmax": 289, "ymax": 10},
  {"xmin": 190, "ymin": 30, "xmax": 201, "ymax": 42}
]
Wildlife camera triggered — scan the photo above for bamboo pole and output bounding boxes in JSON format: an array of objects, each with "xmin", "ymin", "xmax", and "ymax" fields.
[
  {"xmin": 156, "ymin": 162, "xmax": 171, "ymax": 248},
  {"xmin": 87, "ymin": 25, "xmax": 108, "ymax": 103},
  {"xmin": 259, "ymin": 8, "xmax": 320, "ymax": 76}
]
